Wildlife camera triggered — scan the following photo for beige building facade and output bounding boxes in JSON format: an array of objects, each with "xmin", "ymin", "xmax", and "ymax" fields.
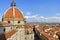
[{"xmin": 0, "ymin": 0, "xmax": 34, "ymax": 40}]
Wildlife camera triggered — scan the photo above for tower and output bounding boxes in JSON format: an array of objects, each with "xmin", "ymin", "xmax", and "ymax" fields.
[
  {"xmin": 2, "ymin": 0, "xmax": 26, "ymax": 25},
  {"xmin": 0, "ymin": 0, "xmax": 34, "ymax": 40}
]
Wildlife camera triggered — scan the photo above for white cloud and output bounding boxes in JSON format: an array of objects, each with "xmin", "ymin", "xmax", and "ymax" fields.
[
  {"xmin": 56, "ymin": 13, "xmax": 60, "ymax": 16},
  {"xmin": 40, "ymin": 16, "xmax": 44, "ymax": 18},
  {"xmin": 25, "ymin": 15, "xmax": 60, "ymax": 23},
  {"xmin": 25, "ymin": 15, "xmax": 38, "ymax": 18},
  {"xmin": 26, "ymin": 12, "xmax": 31, "ymax": 15},
  {"xmin": 25, "ymin": 12, "xmax": 60, "ymax": 23}
]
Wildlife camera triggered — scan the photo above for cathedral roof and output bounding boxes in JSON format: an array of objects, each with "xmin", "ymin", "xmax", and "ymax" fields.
[
  {"xmin": 2, "ymin": 0, "xmax": 24, "ymax": 19},
  {"xmin": 2, "ymin": 7, "xmax": 24, "ymax": 19}
]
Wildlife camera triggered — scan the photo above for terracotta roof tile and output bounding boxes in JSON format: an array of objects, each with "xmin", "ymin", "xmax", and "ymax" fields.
[
  {"xmin": 25, "ymin": 25, "xmax": 30, "ymax": 29},
  {"xmin": 37, "ymin": 28, "xmax": 42, "ymax": 33},
  {"xmin": 0, "ymin": 22, "xmax": 10, "ymax": 25},
  {"xmin": 17, "ymin": 25, "xmax": 23, "ymax": 28},
  {"xmin": 52, "ymin": 27, "xmax": 59, "ymax": 31},
  {"xmin": 42, "ymin": 32, "xmax": 53, "ymax": 39},
  {"xmin": 3, "ymin": 7, "xmax": 24, "ymax": 19},
  {"xmin": 25, "ymin": 25, "xmax": 34, "ymax": 29},
  {"xmin": 56, "ymin": 32, "xmax": 60, "ymax": 36},
  {"xmin": 5, "ymin": 30, "xmax": 17, "ymax": 39}
]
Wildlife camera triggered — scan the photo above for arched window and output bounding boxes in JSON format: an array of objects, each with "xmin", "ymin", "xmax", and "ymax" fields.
[
  {"xmin": 24, "ymin": 21, "xmax": 26, "ymax": 23},
  {"xmin": 8, "ymin": 21, "xmax": 10, "ymax": 23},
  {"xmin": 3, "ymin": 28, "xmax": 5, "ymax": 32},
  {"xmin": 2, "ymin": 19, "xmax": 3, "ymax": 21},
  {"xmin": 18, "ymin": 21, "xmax": 20, "ymax": 24}
]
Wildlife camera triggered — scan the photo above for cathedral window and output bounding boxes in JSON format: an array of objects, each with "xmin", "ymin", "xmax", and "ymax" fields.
[
  {"xmin": 3, "ymin": 28, "xmax": 5, "ymax": 32},
  {"xmin": 18, "ymin": 21, "xmax": 20, "ymax": 23},
  {"xmin": 8, "ymin": 21, "xmax": 10, "ymax": 23},
  {"xmin": 24, "ymin": 21, "xmax": 26, "ymax": 23},
  {"xmin": 2, "ymin": 19, "xmax": 3, "ymax": 21}
]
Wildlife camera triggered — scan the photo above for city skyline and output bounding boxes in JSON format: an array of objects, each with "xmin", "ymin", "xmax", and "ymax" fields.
[
  {"xmin": 0, "ymin": 0, "xmax": 60, "ymax": 40},
  {"xmin": 0, "ymin": 0, "xmax": 60, "ymax": 23}
]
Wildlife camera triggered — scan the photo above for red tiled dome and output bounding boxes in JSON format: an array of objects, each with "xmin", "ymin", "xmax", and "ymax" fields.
[{"xmin": 2, "ymin": 7, "xmax": 24, "ymax": 19}]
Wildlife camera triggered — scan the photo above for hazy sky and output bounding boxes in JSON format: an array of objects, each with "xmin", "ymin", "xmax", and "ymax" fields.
[{"xmin": 0, "ymin": 0, "xmax": 60, "ymax": 23}]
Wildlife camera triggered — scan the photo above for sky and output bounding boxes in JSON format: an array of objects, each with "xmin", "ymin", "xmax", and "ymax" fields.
[{"xmin": 0, "ymin": 0, "xmax": 60, "ymax": 23}]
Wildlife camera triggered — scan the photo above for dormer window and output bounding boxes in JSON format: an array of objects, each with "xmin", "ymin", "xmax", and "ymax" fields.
[
  {"xmin": 18, "ymin": 21, "xmax": 20, "ymax": 24},
  {"xmin": 8, "ymin": 21, "xmax": 10, "ymax": 23}
]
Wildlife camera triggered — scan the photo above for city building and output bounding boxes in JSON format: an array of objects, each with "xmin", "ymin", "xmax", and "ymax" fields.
[
  {"xmin": 35, "ymin": 24, "xmax": 60, "ymax": 40},
  {"xmin": 0, "ymin": 0, "xmax": 34, "ymax": 40}
]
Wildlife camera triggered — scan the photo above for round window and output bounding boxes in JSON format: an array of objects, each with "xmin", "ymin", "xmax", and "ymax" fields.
[
  {"xmin": 8, "ymin": 21, "xmax": 10, "ymax": 23},
  {"xmin": 18, "ymin": 21, "xmax": 20, "ymax": 23}
]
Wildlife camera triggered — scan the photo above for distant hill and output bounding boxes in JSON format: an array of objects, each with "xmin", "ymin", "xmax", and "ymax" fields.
[{"xmin": 26, "ymin": 22, "xmax": 60, "ymax": 24}]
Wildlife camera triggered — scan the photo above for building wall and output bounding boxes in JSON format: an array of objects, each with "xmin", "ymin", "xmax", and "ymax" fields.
[
  {"xmin": 0, "ymin": 27, "xmax": 5, "ymax": 34},
  {"xmin": 7, "ymin": 32, "xmax": 17, "ymax": 40},
  {"xmin": 7, "ymin": 28, "xmax": 26, "ymax": 40},
  {"xmin": 3, "ymin": 18, "xmax": 25, "ymax": 25},
  {"xmin": 0, "ymin": 25, "xmax": 34, "ymax": 40},
  {"xmin": 19, "ymin": 28, "xmax": 25, "ymax": 40},
  {"xmin": 13, "ymin": 21, "xmax": 25, "ymax": 25},
  {"xmin": 2, "ymin": 18, "xmax": 34, "ymax": 40},
  {"xmin": 0, "ymin": 26, "xmax": 12, "ymax": 34},
  {"xmin": 3, "ymin": 20, "xmax": 14, "ymax": 24},
  {"xmin": 25, "ymin": 34, "xmax": 34, "ymax": 40},
  {"xmin": 5, "ymin": 27, "xmax": 12, "ymax": 33}
]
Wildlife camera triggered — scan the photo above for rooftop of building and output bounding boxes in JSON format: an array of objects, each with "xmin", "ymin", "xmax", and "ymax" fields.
[
  {"xmin": 2, "ymin": 0, "xmax": 24, "ymax": 20},
  {"xmin": 35, "ymin": 24, "xmax": 60, "ymax": 40}
]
